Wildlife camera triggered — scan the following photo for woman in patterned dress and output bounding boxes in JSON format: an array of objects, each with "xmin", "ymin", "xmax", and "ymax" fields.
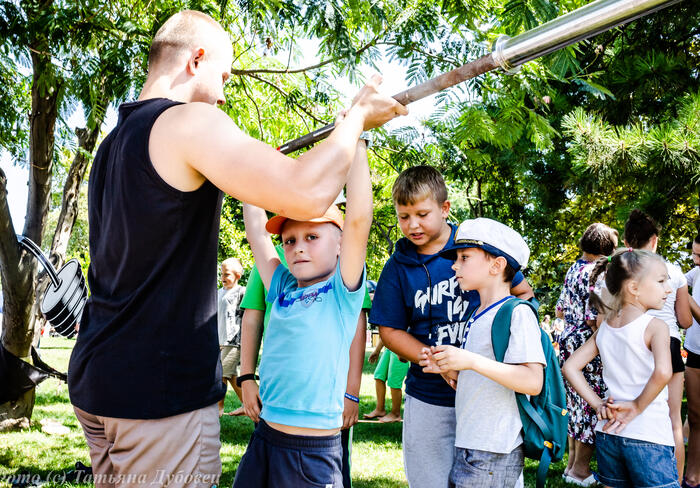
[{"xmin": 556, "ymin": 223, "xmax": 618, "ymax": 486}]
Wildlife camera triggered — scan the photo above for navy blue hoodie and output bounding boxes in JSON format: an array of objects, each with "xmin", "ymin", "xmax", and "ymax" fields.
[{"xmin": 369, "ymin": 223, "xmax": 523, "ymax": 407}]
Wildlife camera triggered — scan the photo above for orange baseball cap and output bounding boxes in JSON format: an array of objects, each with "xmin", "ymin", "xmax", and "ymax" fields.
[{"xmin": 265, "ymin": 205, "xmax": 344, "ymax": 235}]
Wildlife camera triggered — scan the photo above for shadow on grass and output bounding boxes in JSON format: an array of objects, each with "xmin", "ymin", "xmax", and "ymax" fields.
[
  {"xmin": 353, "ymin": 477, "xmax": 408, "ymax": 488},
  {"xmin": 353, "ymin": 422, "xmax": 402, "ymax": 444}
]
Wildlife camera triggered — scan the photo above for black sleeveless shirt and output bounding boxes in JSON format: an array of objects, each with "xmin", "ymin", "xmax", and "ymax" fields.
[{"xmin": 68, "ymin": 98, "xmax": 226, "ymax": 418}]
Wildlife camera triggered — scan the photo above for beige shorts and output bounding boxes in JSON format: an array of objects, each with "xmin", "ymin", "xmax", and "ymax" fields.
[
  {"xmin": 220, "ymin": 345, "xmax": 240, "ymax": 379},
  {"xmin": 73, "ymin": 403, "xmax": 221, "ymax": 488}
]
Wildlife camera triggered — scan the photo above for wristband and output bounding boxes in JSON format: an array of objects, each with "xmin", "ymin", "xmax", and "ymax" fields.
[
  {"xmin": 236, "ymin": 373, "xmax": 259, "ymax": 387},
  {"xmin": 344, "ymin": 392, "xmax": 359, "ymax": 404}
]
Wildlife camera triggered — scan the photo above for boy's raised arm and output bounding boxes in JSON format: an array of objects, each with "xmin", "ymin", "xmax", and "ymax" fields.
[
  {"xmin": 339, "ymin": 140, "xmax": 373, "ymax": 291},
  {"xmin": 243, "ymin": 203, "xmax": 280, "ymax": 290}
]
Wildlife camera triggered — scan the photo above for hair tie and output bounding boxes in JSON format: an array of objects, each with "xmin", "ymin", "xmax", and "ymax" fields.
[
  {"xmin": 607, "ymin": 255, "xmax": 612, "ymax": 262},
  {"xmin": 589, "ymin": 286, "xmax": 595, "ymax": 291},
  {"xmin": 627, "ymin": 247, "xmax": 633, "ymax": 252}
]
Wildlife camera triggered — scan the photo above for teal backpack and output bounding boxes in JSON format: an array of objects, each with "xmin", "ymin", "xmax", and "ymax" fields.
[{"xmin": 491, "ymin": 298, "xmax": 568, "ymax": 488}]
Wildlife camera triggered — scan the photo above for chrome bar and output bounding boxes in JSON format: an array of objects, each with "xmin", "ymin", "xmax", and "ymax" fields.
[{"xmin": 492, "ymin": 0, "xmax": 682, "ymax": 72}]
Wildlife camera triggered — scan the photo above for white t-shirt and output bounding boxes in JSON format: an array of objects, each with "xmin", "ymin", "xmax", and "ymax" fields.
[
  {"xmin": 648, "ymin": 262, "xmax": 687, "ymax": 340},
  {"xmin": 685, "ymin": 267, "xmax": 700, "ymax": 354},
  {"xmin": 217, "ymin": 285, "xmax": 245, "ymax": 346},
  {"xmin": 455, "ymin": 301, "xmax": 546, "ymax": 453}
]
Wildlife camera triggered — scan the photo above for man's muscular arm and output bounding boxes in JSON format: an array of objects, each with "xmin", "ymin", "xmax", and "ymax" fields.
[{"xmin": 150, "ymin": 76, "xmax": 406, "ymax": 221}]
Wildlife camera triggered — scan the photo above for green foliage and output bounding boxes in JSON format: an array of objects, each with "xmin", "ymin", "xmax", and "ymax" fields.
[
  {"xmin": 218, "ymin": 196, "xmax": 255, "ymax": 283},
  {"xmin": 412, "ymin": 0, "xmax": 700, "ymax": 312},
  {"xmin": 3, "ymin": 0, "xmax": 699, "ymax": 315}
]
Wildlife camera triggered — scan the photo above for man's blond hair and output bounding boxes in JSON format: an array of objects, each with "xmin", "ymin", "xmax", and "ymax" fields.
[{"xmin": 148, "ymin": 10, "xmax": 226, "ymax": 70}]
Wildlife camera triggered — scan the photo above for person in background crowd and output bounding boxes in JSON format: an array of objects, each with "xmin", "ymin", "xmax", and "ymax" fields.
[
  {"xmin": 556, "ymin": 223, "xmax": 618, "ymax": 486},
  {"xmin": 217, "ymin": 257, "xmax": 246, "ymax": 417},
  {"xmin": 365, "ymin": 336, "xmax": 409, "ymax": 423},
  {"xmin": 683, "ymin": 233, "xmax": 700, "ymax": 488}
]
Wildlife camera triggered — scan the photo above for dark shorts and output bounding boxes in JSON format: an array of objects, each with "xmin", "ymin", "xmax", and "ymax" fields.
[
  {"xmin": 232, "ymin": 420, "xmax": 343, "ymax": 488},
  {"xmin": 687, "ymin": 348, "xmax": 700, "ymax": 369},
  {"xmin": 595, "ymin": 432, "xmax": 679, "ymax": 488},
  {"xmin": 671, "ymin": 337, "xmax": 685, "ymax": 373}
]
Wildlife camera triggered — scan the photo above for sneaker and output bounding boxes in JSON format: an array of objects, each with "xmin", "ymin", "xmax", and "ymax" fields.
[{"xmin": 564, "ymin": 474, "xmax": 599, "ymax": 486}]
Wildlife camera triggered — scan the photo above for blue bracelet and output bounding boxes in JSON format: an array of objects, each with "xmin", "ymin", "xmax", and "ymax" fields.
[{"xmin": 344, "ymin": 392, "xmax": 359, "ymax": 403}]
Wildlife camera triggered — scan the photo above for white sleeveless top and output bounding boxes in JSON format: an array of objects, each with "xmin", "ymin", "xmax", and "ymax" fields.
[{"xmin": 594, "ymin": 313, "xmax": 673, "ymax": 446}]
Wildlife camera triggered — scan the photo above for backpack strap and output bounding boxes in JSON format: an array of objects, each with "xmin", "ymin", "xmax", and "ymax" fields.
[
  {"xmin": 492, "ymin": 298, "xmax": 554, "ymax": 488},
  {"xmin": 536, "ymin": 445, "xmax": 553, "ymax": 488},
  {"xmin": 490, "ymin": 297, "xmax": 538, "ymax": 362},
  {"xmin": 516, "ymin": 394, "xmax": 553, "ymax": 444},
  {"xmin": 492, "ymin": 299, "xmax": 552, "ymax": 442}
]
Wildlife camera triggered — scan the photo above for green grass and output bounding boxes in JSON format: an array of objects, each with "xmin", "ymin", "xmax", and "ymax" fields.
[{"xmin": 1, "ymin": 337, "xmax": 589, "ymax": 487}]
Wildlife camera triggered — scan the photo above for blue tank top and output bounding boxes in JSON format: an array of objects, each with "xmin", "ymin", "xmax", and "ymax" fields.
[{"xmin": 68, "ymin": 98, "xmax": 226, "ymax": 419}]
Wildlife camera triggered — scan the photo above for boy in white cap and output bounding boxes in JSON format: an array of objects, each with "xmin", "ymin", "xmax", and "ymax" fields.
[{"xmin": 420, "ymin": 217, "xmax": 545, "ymax": 487}]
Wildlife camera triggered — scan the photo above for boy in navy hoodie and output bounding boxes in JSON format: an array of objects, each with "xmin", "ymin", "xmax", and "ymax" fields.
[{"xmin": 369, "ymin": 166, "xmax": 533, "ymax": 488}]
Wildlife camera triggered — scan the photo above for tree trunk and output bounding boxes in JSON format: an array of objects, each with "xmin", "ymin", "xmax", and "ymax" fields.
[
  {"xmin": 31, "ymin": 109, "xmax": 107, "ymax": 343},
  {"xmin": 0, "ymin": 0, "xmax": 60, "ymax": 427},
  {"xmin": 0, "ymin": 168, "xmax": 36, "ymax": 358},
  {"xmin": 50, "ymin": 116, "xmax": 104, "ymax": 267},
  {"xmin": 0, "ymin": 389, "xmax": 34, "ymax": 432}
]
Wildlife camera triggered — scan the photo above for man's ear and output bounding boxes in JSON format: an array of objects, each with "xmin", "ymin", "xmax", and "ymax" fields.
[{"xmin": 187, "ymin": 48, "xmax": 205, "ymax": 75}]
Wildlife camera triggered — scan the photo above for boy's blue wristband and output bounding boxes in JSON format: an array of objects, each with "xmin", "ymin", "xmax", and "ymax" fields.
[{"xmin": 344, "ymin": 392, "xmax": 359, "ymax": 403}]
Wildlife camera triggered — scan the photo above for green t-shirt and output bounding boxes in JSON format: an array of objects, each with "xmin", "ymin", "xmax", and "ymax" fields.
[
  {"xmin": 240, "ymin": 245, "xmax": 372, "ymax": 328},
  {"xmin": 240, "ymin": 246, "xmax": 286, "ymax": 327}
]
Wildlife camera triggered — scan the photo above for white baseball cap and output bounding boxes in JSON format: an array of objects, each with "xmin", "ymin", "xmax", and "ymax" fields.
[{"xmin": 441, "ymin": 217, "xmax": 530, "ymax": 270}]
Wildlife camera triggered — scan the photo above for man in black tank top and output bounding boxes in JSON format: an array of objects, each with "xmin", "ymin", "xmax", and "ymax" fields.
[{"xmin": 67, "ymin": 9, "xmax": 407, "ymax": 488}]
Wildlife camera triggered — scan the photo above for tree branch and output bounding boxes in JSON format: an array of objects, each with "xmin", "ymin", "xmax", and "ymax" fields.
[
  {"xmin": 0, "ymin": 166, "xmax": 36, "ymax": 358},
  {"xmin": 377, "ymin": 41, "xmax": 462, "ymax": 68},
  {"xmin": 245, "ymin": 73, "xmax": 324, "ymax": 125},
  {"xmin": 369, "ymin": 146, "xmax": 400, "ymax": 174},
  {"xmin": 240, "ymin": 78, "xmax": 265, "ymax": 141},
  {"xmin": 372, "ymin": 218, "xmax": 396, "ymax": 255},
  {"xmin": 231, "ymin": 32, "xmax": 383, "ymax": 75},
  {"xmin": 49, "ymin": 110, "xmax": 104, "ymax": 267}
]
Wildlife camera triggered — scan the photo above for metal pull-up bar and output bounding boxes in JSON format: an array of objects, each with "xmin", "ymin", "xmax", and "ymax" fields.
[{"xmin": 277, "ymin": 0, "xmax": 681, "ymax": 155}]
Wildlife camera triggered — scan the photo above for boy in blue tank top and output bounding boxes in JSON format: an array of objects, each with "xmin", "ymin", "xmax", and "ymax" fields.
[
  {"xmin": 233, "ymin": 139, "xmax": 371, "ymax": 488},
  {"xmin": 369, "ymin": 166, "xmax": 534, "ymax": 488}
]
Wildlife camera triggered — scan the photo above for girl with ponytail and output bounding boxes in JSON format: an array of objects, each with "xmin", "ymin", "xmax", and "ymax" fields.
[
  {"xmin": 563, "ymin": 249, "xmax": 678, "ymax": 487},
  {"xmin": 623, "ymin": 210, "xmax": 692, "ymax": 481}
]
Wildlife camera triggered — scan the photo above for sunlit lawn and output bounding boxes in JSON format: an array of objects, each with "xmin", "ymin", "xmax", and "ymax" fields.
[{"xmin": 2, "ymin": 336, "xmax": 670, "ymax": 487}]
